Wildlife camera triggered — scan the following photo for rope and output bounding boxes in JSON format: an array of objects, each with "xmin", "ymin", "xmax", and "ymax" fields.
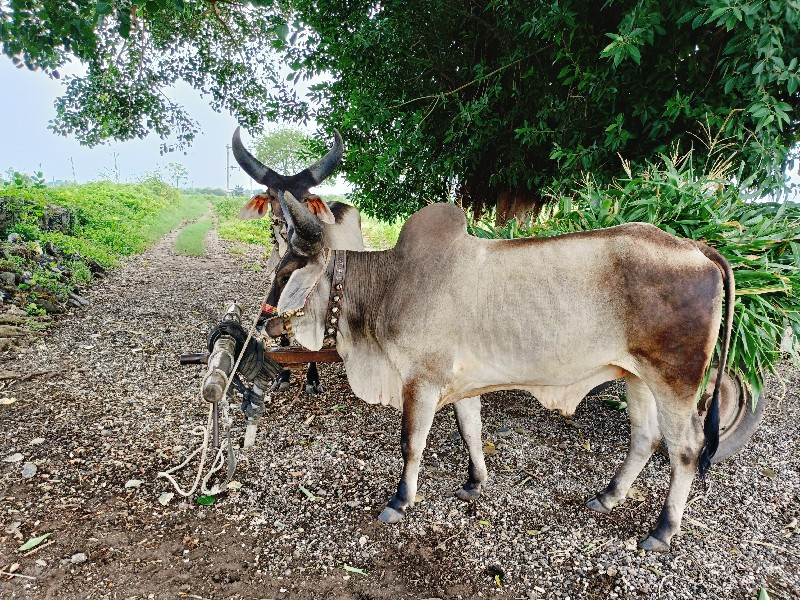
[{"xmin": 158, "ymin": 264, "xmax": 275, "ymax": 498}]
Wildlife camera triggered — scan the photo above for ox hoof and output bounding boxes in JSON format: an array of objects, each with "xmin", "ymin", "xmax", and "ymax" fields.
[
  {"xmin": 454, "ymin": 485, "xmax": 482, "ymax": 502},
  {"xmin": 304, "ymin": 382, "xmax": 325, "ymax": 395},
  {"xmin": 638, "ymin": 535, "xmax": 670, "ymax": 553},
  {"xmin": 378, "ymin": 506, "xmax": 405, "ymax": 524},
  {"xmin": 586, "ymin": 496, "xmax": 612, "ymax": 514},
  {"xmin": 271, "ymin": 380, "xmax": 291, "ymax": 392}
]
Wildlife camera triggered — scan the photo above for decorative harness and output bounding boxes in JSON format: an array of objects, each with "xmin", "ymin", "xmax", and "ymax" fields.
[
  {"xmin": 323, "ymin": 250, "xmax": 346, "ymax": 348},
  {"xmin": 260, "ymin": 249, "xmax": 347, "ymax": 349}
]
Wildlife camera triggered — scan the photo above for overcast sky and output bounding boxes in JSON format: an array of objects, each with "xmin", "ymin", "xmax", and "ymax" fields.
[{"xmin": 0, "ymin": 59, "xmax": 337, "ymax": 192}]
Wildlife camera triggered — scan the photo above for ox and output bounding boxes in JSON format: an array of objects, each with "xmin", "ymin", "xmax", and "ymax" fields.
[
  {"xmin": 265, "ymin": 192, "xmax": 733, "ymax": 552},
  {"xmin": 232, "ymin": 127, "xmax": 364, "ymax": 393}
]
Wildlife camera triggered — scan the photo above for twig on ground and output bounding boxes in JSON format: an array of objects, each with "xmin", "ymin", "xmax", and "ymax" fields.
[{"xmin": 1, "ymin": 570, "xmax": 36, "ymax": 580}]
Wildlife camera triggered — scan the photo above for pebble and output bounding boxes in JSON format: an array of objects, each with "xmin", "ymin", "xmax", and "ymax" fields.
[
  {"xmin": 29, "ymin": 438, "xmax": 46, "ymax": 445},
  {"xmin": 71, "ymin": 553, "xmax": 88, "ymax": 564},
  {"xmin": 3, "ymin": 452, "xmax": 24, "ymax": 463},
  {"xmin": 21, "ymin": 462, "xmax": 37, "ymax": 478}
]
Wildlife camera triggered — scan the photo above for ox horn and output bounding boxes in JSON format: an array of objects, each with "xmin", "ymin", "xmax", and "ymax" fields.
[
  {"xmin": 280, "ymin": 191, "xmax": 323, "ymax": 256},
  {"xmin": 231, "ymin": 126, "xmax": 283, "ymax": 188},
  {"xmin": 297, "ymin": 129, "xmax": 344, "ymax": 187}
]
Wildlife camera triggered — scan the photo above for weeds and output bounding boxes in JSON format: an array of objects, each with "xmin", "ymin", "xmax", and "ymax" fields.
[{"xmin": 0, "ymin": 178, "xmax": 206, "ymax": 311}]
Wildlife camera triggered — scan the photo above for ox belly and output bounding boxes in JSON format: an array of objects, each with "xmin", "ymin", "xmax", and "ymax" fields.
[{"xmin": 442, "ymin": 351, "xmax": 633, "ymax": 415}]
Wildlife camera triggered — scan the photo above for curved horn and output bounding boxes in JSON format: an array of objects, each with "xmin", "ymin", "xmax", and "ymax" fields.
[
  {"xmin": 231, "ymin": 127, "xmax": 283, "ymax": 188},
  {"xmin": 280, "ymin": 191, "xmax": 323, "ymax": 256},
  {"xmin": 303, "ymin": 129, "xmax": 344, "ymax": 186}
]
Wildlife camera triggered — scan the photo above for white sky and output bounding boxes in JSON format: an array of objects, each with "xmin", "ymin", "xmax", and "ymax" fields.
[{"xmin": 0, "ymin": 59, "xmax": 354, "ymax": 193}]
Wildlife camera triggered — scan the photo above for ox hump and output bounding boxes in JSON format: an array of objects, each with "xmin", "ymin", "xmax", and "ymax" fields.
[{"xmin": 395, "ymin": 203, "xmax": 468, "ymax": 251}]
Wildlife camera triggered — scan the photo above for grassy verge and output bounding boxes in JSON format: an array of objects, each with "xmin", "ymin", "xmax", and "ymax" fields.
[
  {"xmin": 199, "ymin": 190, "xmax": 402, "ymax": 250},
  {"xmin": 0, "ymin": 177, "xmax": 205, "ymax": 314},
  {"xmin": 175, "ymin": 217, "xmax": 214, "ymax": 256},
  {"xmin": 201, "ymin": 194, "xmax": 272, "ymax": 245}
]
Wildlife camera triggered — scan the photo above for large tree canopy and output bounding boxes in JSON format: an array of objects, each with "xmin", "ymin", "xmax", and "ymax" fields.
[{"xmin": 2, "ymin": 1, "xmax": 799, "ymax": 220}]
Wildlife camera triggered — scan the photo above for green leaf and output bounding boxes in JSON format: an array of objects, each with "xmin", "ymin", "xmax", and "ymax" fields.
[
  {"xmin": 196, "ymin": 495, "xmax": 215, "ymax": 506},
  {"xmin": 342, "ymin": 564, "xmax": 368, "ymax": 576},
  {"xmin": 299, "ymin": 484, "xmax": 318, "ymax": 501},
  {"xmin": 18, "ymin": 532, "xmax": 52, "ymax": 552},
  {"xmin": 274, "ymin": 22, "xmax": 289, "ymax": 42},
  {"xmin": 95, "ymin": 2, "xmax": 113, "ymax": 16}
]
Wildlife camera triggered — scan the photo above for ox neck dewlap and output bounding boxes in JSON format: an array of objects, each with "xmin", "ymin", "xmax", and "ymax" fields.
[{"xmin": 323, "ymin": 250, "xmax": 347, "ymax": 347}]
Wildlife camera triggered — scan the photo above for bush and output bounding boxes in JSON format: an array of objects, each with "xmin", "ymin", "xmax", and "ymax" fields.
[{"xmin": 470, "ymin": 148, "xmax": 800, "ymax": 400}]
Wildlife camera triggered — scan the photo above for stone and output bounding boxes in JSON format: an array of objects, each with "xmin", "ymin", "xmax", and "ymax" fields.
[
  {"xmin": 40, "ymin": 204, "xmax": 72, "ymax": 234},
  {"xmin": 35, "ymin": 298, "xmax": 63, "ymax": 314},
  {"xmin": 21, "ymin": 462, "xmax": 37, "ymax": 478},
  {"xmin": 70, "ymin": 552, "xmax": 87, "ymax": 564},
  {"xmin": 0, "ymin": 271, "xmax": 15, "ymax": 286}
]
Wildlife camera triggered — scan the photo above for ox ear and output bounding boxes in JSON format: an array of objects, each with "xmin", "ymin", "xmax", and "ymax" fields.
[
  {"xmin": 305, "ymin": 195, "xmax": 336, "ymax": 224},
  {"xmin": 239, "ymin": 193, "xmax": 271, "ymax": 220},
  {"xmin": 277, "ymin": 254, "xmax": 326, "ymax": 316}
]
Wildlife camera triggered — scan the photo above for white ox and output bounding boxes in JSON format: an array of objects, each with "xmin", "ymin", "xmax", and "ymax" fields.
[
  {"xmin": 232, "ymin": 128, "xmax": 363, "ymax": 393},
  {"xmin": 265, "ymin": 193, "xmax": 733, "ymax": 552}
]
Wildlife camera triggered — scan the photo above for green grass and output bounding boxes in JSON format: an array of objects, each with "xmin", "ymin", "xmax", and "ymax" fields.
[
  {"xmin": 361, "ymin": 214, "xmax": 402, "ymax": 249},
  {"xmin": 175, "ymin": 217, "xmax": 214, "ymax": 256},
  {"xmin": 187, "ymin": 193, "xmax": 273, "ymax": 245},
  {"xmin": 0, "ymin": 177, "xmax": 207, "ymax": 309},
  {"xmin": 195, "ymin": 190, "xmax": 403, "ymax": 249},
  {"xmin": 142, "ymin": 192, "xmax": 208, "ymax": 245}
]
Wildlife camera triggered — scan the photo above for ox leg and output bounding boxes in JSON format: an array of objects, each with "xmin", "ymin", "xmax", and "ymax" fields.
[
  {"xmin": 378, "ymin": 385, "xmax": 438, "ymax": 524},
  {"xmin": 304, "ymin": 362, "xmax": 325, "ymax": 395},
  {"xmin": 271, "ymin": 369, "xmax": 292, "ymax": 392},
  {"xmin": 453, "ymin": 396, "xmax": 488, "ymax": 501},
  {"xmin": 588, "ymin": 376, "xmax": 661, "ymax": 514},
  {"xmin": 639, "ymin": 390, "xmax": 705, "ymax": 552}
]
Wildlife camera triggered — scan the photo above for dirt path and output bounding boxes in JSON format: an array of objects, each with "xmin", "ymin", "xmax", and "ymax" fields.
[{"xmin": 0, "ymin": 229, "xmax": 798, "ymax": 599}]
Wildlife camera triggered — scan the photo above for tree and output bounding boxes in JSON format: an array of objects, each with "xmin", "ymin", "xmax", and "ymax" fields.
[
  {"xmin": 253, "ymin": 127, "xmax": 312, "ymax": 176},
  {"xmin": 165, "ymin": 162, "xmax": 189, "ymax": 188},
  {"xmin": 0, "ymin": 1, "xmax": 290, "ymax": 153},
  {"xmin": 2, "ymin": 2, "xmax": 799, "ymax": 220},
  {"xmin": 285, "ymin": 0, "xmax": 800, "ymax": 220}
]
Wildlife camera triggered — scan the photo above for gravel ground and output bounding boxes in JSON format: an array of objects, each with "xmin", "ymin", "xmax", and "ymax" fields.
[{"xmin": 0, "ymin": 229, "xmax": 798, "ymax": 599}]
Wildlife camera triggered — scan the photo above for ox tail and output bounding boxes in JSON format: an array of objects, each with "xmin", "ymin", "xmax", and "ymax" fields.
[{"xmin": 695, "ymin": 242, "xmax": 735, "ymax": 481}]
